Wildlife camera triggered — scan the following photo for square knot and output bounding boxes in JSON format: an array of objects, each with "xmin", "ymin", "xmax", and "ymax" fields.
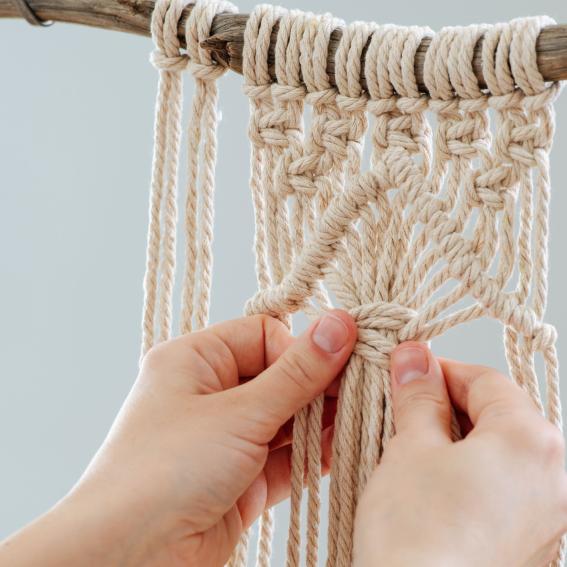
[
  {"xmin": 379, "ymin": 115, "xmax": 426, "ymax": 153},
  {"xmin": 350, "ymin": 301, "xmax": 416, "ymax": 331},
  {"xmin": 350, "ymin": 301, "xmax": 415, "ymax": 369},
  {"xmin": 249, "ymin": 110, "xmax": 294, "ymax": 149},
  {"xmin": 275, "ymin": 166, "xmax": 318, "ymax": 198},
  {"xmin": 381, "ymin": 148, "xmax": 416, "ymax": 188},
  {"xmin": 248, "ymin": 123, "xmax": 287, "ymax": 148},
  {"xmin": 469, "ymin": 165, "xmax": 516, "ymax": 210},
  {"xmin": 505, "ymin": 120, "xmax": 551, "ymax": 166},
  {"xmin": 438, "ymin": 115, "xmax": 489, "ymax": 159}
]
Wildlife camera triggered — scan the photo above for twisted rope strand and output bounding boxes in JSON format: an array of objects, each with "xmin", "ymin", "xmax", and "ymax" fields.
[
  {"xmin": 148, "ymin": 5, "xmax": 564, "ymax": 565},
  {"xmin": 143, "ymin": 0, "xmax": 189, "ymax": 356}
]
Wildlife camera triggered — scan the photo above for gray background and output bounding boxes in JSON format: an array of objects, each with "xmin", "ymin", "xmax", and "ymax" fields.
[{"xmin": 1, "ymin": 0, "xmax": 567, "ymax": 564}]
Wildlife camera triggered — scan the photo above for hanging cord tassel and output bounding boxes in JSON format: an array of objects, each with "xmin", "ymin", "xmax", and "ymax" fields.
[
  {"xmin": 179, "ymin": 0, "xmax": 237, "ymax": 333},
  {"xmin": 143, "ymin": 0, "xmax": 189, "ymax": 357},
  {"xmin": 145, "ymin": 0, "xmax": 236, "ymax": 352}
]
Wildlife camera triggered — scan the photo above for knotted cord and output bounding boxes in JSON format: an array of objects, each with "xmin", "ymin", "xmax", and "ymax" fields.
[{"xmin": 147, "ymin": 3, "xmax": 564, "ymax": 565}]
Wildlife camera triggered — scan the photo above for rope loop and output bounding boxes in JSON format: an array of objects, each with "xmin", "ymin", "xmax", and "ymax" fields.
[
  {"xmin": 185, "ymin": 0, "xmax": 238, "ymax": 80},
  {"xmin": 150, "ymin": 0, "xmax": 190, "ymax": 72},
  {"xmin": 532, "ymin": 323, "xmax": 558, "ymax": 352}
]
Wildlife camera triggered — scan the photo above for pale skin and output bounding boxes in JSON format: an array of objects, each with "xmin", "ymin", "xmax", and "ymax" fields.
[{"xmin": 0, "ymin": 310, "xmax": 566, "ymax": 566}]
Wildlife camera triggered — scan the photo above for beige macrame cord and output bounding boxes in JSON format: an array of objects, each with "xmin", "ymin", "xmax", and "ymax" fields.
[{"xmin": 146, "ymin": 2, "xmax": 565, "ymax": 565}]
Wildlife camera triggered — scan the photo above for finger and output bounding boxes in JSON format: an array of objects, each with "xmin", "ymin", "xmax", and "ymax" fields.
[
  {"xmin": 142, "ymin": 314, "xmax": 293, "ymax": 392},
  {"xmin": 438, "ymin": 358, "xmax": 541, "ymax": 428},
  {"xmin": 231, "ymin": 310, "xmax": 357, "ymax": 439},
  {"xmin": 390, "ymin": 342, "xmax": 452, "ymax": 446}
]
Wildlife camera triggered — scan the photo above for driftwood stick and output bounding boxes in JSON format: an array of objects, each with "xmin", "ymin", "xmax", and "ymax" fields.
[{"xmin": 1, "ymin": 1, "xmax": 566, "ymax": 93}]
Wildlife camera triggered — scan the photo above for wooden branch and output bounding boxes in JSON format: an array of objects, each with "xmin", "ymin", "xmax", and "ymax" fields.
[{"xmin": 1, "ymin": 1, "xmax": 566, "ymax": 93}]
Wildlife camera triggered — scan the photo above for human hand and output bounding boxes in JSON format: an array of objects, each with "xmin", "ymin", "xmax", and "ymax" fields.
[
  {"xmin": 354, "ymin": 342, "xmax": 567, "ymax": 567},
  {"xmin": 0, "ymin": 311, "xmax": 357, "ymax": 567}
]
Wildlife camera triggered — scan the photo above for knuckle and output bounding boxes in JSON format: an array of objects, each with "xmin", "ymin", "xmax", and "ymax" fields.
[
  {"xmin": 537, "ymin": 423, "xmax": 565, "ymax": 462},
  {"xmin": 477, "ymin": 367, "xmax": 506, "ymax": 378},
  {"xmin": 141, "ymin": 341, "xmax": 174, "ymax": 371},
  {"xmin": 141, "ymin": 334, "xmax": 205, "ymax": 376},
  {"xmin": 514, "ymin": 417, "xmax": 566, "ymax": 461},
  {"xmin": 277, "ymin": 351, "xmax": 316, "ymax": 395},
  {"xmin": 261, "ymin": 313, "xmax": 291, "ymax": 344},
  {"xmin": 251, "ymin": 312, "xmax": 286, "ymax": 334},
  {"xmin": 191, "ymin": 334, "xmax": 234, "ymax": 376},
  {"xmin": 397, "ymin": 387, "xmax": 449, "ymax": 420},
  {"xmin": 469, "ymin": 369, "xmax": 509, "ymax": 399}
]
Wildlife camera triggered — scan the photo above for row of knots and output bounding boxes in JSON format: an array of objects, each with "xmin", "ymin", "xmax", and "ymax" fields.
[
  {"xmin": 242, "ymin": 10, "xmax": 558, "ymax": 101},
  {"xmin": 152, "ymin": 4, "xmax": 560, "ymax": 99},
  {"xmin": 243, "ymin": 122, "xmax": 559, "ymax": 350},
  {"xmin": 248, "ymin": 88, "xmax": 559, "ymax": 153},
  {"xmin": 240, "ymin": 13, "xmax": 560, "ymax": 215},
  {"xmin": 147, "ymin": 1, "xmax": 561, "ymax": 388},
  {"xmin": 150, "ymin": 0, "xmax": 237, "ymax": 79}
]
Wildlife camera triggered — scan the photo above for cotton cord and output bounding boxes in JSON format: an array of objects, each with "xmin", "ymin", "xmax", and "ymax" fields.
[
  {"xmin": 241, "ymin": 8, "xmax": 563, "ymax": 566},
  {"xmin": 143, "ymin": 0, "xmax": 235, "ymax": 359},
  {"xmin": 143, "ymin": 0, "xmax": 188, "ymax": 356},
  {"xmin": 180, "ymin": 0, "xmax": 237, "ymax": 333},
  {"xmin": 147, "ymin": 4, "xmax": 564, "ymax": 565}
]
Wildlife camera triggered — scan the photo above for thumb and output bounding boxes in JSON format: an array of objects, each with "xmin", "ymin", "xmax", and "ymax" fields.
[
  {"xmin": 235, "ymin": 310, "xmax": 357, "ymax": 437},
  {"xmin": 390, "ymin": 342, "xmax": 452, "ymax": 446}
]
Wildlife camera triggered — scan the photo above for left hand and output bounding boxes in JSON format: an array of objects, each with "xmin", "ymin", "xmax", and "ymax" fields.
[{"xmin": 0, "ymin": 311, "xmax": 357, "ymax": 567}]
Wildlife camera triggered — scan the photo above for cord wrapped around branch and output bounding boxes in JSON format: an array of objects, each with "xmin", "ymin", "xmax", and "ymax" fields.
[
  {"xmin": 136, "ymin": 1, "xmax": 565, "ymax": 565},
  {"xmin": 1, "ymin": 0, "xmax": 567, "ymax": 92}
]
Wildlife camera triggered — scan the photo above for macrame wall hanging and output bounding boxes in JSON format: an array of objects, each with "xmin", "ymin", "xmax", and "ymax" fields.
[{"xmin": 144, "ymin": 1, "xmax": 565, "ymax": 565}]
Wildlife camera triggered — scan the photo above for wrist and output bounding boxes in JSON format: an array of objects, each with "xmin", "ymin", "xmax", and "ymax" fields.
[
  {"xmin": 0, "ymin": 488, "xmax": 126, "ymax": 567},
  {"xmin": 60, "ymin": 477, "xmax": 166, "ymax": 567},
  {"xmin": 56, "ymin": 488, "xmax": 128, "ymax": 565}
]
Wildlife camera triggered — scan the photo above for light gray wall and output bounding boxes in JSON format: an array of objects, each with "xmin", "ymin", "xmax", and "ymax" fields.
[{"xmin": 1, "ymin": 0, "xmax": 566, "ymax": 564}]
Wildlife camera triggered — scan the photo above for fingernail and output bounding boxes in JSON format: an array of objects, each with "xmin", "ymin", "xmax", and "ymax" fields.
[
  {"xmin": 394, "ymin": 347, "xmax": 429, "ymax": 384},
  {"xmin": 312, "ymin": 314, "xmax": 349, "ymax": 353}
]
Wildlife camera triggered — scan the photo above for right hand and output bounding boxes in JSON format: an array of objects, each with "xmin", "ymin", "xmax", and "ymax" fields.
[{"xmin": 354, "ymin": 342, "xmax": 567, "ymax": 567}]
